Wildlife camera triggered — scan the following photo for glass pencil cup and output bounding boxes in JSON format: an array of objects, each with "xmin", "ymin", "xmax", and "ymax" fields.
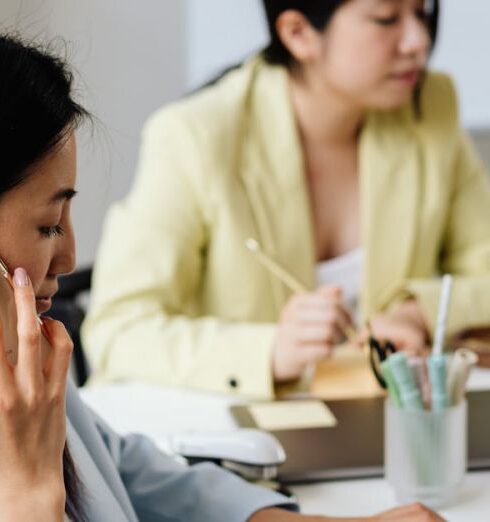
[{"xmin": 384, "ymin": 399, "xmax": 467, "ymax": 509}]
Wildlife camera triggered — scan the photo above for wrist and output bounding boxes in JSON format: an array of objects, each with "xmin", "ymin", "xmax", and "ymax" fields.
[
  {"xmin": 390, "ymin": 299, "xmax": 429, "ymax": 331},
  {"xmin": 249, "ymin": 508, "xmax": 364, "ymax": 521},
  {"xmin": 0, "ymin": 481, "xmax": 65, "ymax": 522}
]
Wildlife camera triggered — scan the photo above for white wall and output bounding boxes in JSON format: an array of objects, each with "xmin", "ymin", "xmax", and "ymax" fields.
[
  {"xmin": 430, "ymin": 1, "xmax": 490, "ymax": 129},
  {"xmin": 0, "ymin": 0, "xmax": 187, "ymax": 266},
  {"xmin": 185, "ymin": 0, "xmax": 267, "ymax": 90}
]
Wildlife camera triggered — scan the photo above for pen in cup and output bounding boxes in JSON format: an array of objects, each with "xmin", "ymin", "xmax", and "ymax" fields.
[
  {"xmin": 446, "ymin": 348, "xmax": 478, "ymax": 406},
  {"xmin": 388, "ymin": 352, "xmax": 424, "ymax": 411},
  {"xmin": 428, "ymin": 274, "xmax": 453, "ymax": 411},
  {"xmin": 381, "ymin": 359, "xmax": 401, "ymax": 407},
  {"xmin": 407, "ymin": 356, "xmax": 431, "ymax": 409}
]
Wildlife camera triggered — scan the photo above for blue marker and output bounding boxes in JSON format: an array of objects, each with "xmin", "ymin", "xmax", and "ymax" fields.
[
  {"xmin": 428, "ymin": 274, "xmax": 453, "ymax": 411},
  {"xmin": 428, "ymin": 354, "xmax": 448, "ymax": 410},
  {"xmin": 388, "ymin": 352, "xmax": 423, "ymax": 411}
]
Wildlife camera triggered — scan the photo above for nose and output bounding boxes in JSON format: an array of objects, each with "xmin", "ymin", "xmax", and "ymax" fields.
[
  {"xmin": 398, "ymin": 13, "xmax": 431, "ymax": 58},
  {"xmin": 51, "ymin": 223, "xmax": 77, "ymax": 277}
]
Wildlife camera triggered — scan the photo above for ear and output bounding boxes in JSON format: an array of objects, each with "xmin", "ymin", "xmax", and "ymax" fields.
[{"xmin": 275, "ymin": 10, "xmax": 323, "ymax": 64}]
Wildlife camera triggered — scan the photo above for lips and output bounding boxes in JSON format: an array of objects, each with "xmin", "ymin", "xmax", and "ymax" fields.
[
  {"xmin": 36, "ymin": 296, "xmax": 53, "ymax": 313},
  {"xmin": 390, "ymin": 69, "xmax": 421, "ymax": 86}
]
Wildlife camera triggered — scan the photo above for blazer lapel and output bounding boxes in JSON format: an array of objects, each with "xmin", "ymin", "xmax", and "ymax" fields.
[
  {"xmin": 360, "ymin": 109, "xmax": 420, "ymax": 318},
  {"xmin": 239, "ymin": 60, "xmax": 315, "ymax": 313}
]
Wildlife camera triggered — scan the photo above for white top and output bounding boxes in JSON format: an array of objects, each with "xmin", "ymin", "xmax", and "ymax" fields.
[{"xmin": 316, "ymin": 247, "xmax": 363, "ymax": 318}]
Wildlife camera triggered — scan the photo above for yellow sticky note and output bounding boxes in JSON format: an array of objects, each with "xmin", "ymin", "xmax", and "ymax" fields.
[
  {"xmin": 311, "ymin": 345, "xmax": 383, "ymax": 400},
  {"xmin": 248, "ymin": 400, "xmax": 337, "ymax": 431}
]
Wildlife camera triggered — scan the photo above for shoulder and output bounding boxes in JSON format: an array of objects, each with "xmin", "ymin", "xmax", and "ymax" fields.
[{"xmin": 143, "ymin": 57, "xmax": 263, "ymax": 148}]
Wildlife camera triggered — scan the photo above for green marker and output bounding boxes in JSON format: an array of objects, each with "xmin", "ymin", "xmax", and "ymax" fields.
[
  {"xmin": 388, "ymin": 352, "xmax": 424, "ymax": 411},
  {"xmin": 381, "ymin": 359, "xmax": 401, "ymax": 407}
]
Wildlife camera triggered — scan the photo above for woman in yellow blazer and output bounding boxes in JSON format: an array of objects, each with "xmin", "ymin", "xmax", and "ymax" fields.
[{"xmin": 83, "ymin": 0, "xmax": 490, "ymax": 398}]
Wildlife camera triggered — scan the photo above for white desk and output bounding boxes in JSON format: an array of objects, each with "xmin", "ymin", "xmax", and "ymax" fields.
[{"xmin": 80, "ymin": 367, "xmax": 490, "ymax": 521}]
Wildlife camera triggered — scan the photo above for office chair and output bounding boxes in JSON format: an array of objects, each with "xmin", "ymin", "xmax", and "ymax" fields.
[{"xmin": 49, "ymin": 266, "xmax": 92, "ymax": 386}]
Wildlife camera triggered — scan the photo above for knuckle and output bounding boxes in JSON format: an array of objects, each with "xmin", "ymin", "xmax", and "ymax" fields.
[
  {"xmin": 48, "ymin": 386, "xmax": 65, "ymax": 406},
  {"xmin": 0, "ymin": 392, "xmax": 18, "ymax": 414},
  {"xmin": 58, "ymin": 339, "xmax": 74, "ymax": 355},
  {"xmin": 25, "ymin": 388, "xmax": 45, "ymax": 410},
  {"xmin": 52, "ymin": 319, "xmax": 68, "ymax": 333},
  {"xmin": 19, "ymin": 326, "xmax": 40, "ymax": 346},
  {"xmin": 413, "ymin": 502, "xmax": 426, "ymax": 512}
]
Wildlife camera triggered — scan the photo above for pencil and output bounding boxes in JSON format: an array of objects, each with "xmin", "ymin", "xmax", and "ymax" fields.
[{"xmin": 245, "ymin": 238, "xmax": 357, "ymax": 343}]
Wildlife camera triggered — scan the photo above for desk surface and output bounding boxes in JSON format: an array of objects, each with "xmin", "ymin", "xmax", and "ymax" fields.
[{"xmin": 80, "ymin": 367, "xmax": 490, "ymax": 521}]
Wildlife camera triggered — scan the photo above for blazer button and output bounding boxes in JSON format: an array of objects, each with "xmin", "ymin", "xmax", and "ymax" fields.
[{"xmin": 228, "ymin": 377, "xmax": 239, "ymax": 389}]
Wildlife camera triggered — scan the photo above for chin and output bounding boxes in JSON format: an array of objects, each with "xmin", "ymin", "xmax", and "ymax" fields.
[{"xmin": 369, "ymin": 92, "xmax": 414, "ymax": 111}]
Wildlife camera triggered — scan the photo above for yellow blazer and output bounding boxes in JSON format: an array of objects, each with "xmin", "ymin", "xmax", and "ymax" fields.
[{"xmin": 82, "ymin": 57, "xmax": 490, "ymax": 398}]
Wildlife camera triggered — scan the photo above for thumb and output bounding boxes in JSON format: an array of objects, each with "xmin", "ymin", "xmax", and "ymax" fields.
[{"xmin": 317, "ymin": 285, "xmax": 342, "ymax": 299}]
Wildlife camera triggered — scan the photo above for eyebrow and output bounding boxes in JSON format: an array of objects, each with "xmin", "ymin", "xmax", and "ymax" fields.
[{"xmin": 50, "ymin": 188, "xmax": 78, "ymax": 204}]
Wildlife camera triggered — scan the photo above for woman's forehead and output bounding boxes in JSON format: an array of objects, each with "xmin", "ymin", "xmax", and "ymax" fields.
[{"xmin": 16, "ymin": 135, "xmax": 77, "ymax": 203}]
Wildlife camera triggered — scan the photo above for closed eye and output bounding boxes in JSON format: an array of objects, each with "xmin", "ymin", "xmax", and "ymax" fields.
[
  {"xmin": 39, "ymin": 225, "xmax": 64, "ymax": 238},
  {"xmin": 372, "ymin": 15, "xmax": 399, "ymax": 25}
]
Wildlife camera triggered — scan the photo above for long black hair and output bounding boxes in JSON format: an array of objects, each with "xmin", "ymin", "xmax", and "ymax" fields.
[
  {"xmin": 0, "ymin": 33, "xmax": 88, "ymax": 521},
  {"xmin": 261, "ymin": 0, "xmax": 439, "ymax": 66}
]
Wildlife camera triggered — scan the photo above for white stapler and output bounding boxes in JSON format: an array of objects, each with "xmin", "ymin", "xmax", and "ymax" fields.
[{"xmin": 168, "ymin": 428, "xmax": 286, "ymax": 481}]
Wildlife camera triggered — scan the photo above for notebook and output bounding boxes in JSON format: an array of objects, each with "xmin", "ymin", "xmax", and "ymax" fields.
[{"xmin": 230, "ymin": 389, "xmax": 490, "ymax": 484}]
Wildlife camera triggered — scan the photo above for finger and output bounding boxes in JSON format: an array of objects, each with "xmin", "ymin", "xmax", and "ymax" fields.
[
  {"xmin": 304, "ymin": 294, "xmax": 352, "ymax": 325},
  {"xmin": 42, "ymin": 318, "xmax": 72, "ymax": 392},
  {"xmin": 357, "ymin": 323, "xmax": 370, "ymax": 344},
  {"xmin": 290, "ymin": 288, "xmax": 349, "ymax": 307},
  {"xmin": 316, "ymin": 285, "xmax": 355, "ymax": 333},
  {"xmin": 329, "ymin": 303, "xmax": 354, "ymax": 337},
  {"xmin": 288, "ymin": 293, "xmax": 331, "ymax": 311},
  {"xmin": 296, "ymin": 324, "xmax": 331, "ymax": 343},
  {"xmin": 297, "ymin": 342, "xmax": 332, "ymax": 364},
  {"xmin": 290, "ymin": 296, "xmax": 351, "ymax": 322},
  {"xmin": 298, "ymin": 307, "xmax": 351, "ymax": 341},
  {"xmin": 13, "ymin": 268, "xmax": 43, "ymax": 388},
  {"xmin": 0, "ymin": 320, "xmax": 15, "ymax": 392},
  {"xmin": 296, "ymin": 323, "xmax": 343, "ymax": 344},
  {"xmin": 375, "ymin": 322, "xmax": 425, "ymax": 352},
  {"xmin": 294, "ymin": 301, "xmax": 350, "ymax": 324},
  {"xmin": 317, "ymin": 285, "xmax": 342, "ymax": 300}
]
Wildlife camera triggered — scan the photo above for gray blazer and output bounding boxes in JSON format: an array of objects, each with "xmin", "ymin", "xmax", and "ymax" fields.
[{"xmin": 66, "ymin": 381, "xmax": 297, "ymax": 521}]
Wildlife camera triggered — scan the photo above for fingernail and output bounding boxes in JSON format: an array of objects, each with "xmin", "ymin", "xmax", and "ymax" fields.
[{"xmin": 14, "ymin": 268, "xmax": 29, "ymax": 287}]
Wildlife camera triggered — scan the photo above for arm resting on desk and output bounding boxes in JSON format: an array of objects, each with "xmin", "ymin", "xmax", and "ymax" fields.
[
  {"xmin": 249, "ymin": 503, "xmax": 445, "ymax": 521},
  {"xmin": 90, "ymin": 411, "xmax": 297, "ymax": 522}
]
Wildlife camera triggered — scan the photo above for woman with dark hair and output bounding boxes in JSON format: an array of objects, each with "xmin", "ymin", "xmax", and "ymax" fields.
[
  {"xmin": 84, "ymin": 0, "xmax": 490, "ymax": 398},
  {"xmin": 0, "ymin": 27, "xmax": 444, "ymax": 522}
]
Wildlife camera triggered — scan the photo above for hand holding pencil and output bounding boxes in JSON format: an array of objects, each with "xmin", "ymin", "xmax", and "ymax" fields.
[{"xmin": 245, "ymin": 238, "xmax": 357, "ymax": 382}]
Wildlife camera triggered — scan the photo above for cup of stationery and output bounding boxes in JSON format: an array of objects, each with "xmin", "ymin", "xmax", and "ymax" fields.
[
  {"xmin": 383, "ymin": 275, "xmax": 476, "ymax": 508},
  {"xmin": 384, "ymin": 391, "xmax": 467, "ymax": 508}
]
